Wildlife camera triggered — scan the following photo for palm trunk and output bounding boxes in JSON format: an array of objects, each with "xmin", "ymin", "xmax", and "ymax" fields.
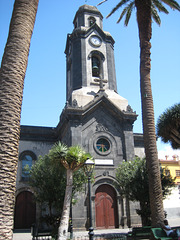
[
  {"xmin": 0, "ymin": 1, "xmax": 38, "ymax": 239},
  {"xmin": 58, "ymin": 169, "xmax": 73, "ymax": 240},
  {"xmin": 135, "ymin": 0, "xmax": 164, "ymax": 226}
]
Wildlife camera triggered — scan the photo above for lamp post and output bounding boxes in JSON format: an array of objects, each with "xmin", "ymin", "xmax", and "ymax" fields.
[
  {"xmin": 69, "ymin": 199, "xmax": 73, "ymax": 239},
  {"xmin": 84, "ymin": 159, "xmax": 95, "ymax": 240}
]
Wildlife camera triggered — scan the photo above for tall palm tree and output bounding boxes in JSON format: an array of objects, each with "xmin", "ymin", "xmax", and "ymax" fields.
[
  {"xmin": 98, "ymin": 0, "xmax": 180, "ymax": 227},
  {"xmin": 0, "ymin": 0, "xmax": 39, "ymax": 239},
  {"xmin": 49, "ymin": 142, "xmax": 93, "ymax": 240}
]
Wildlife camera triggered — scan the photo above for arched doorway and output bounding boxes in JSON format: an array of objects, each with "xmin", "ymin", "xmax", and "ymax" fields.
[
  {"xmin": 95, "ymin": 184, "xmax": 118, "ymax": 229},
  {"xmin": 14, "ymin": 191, "xmax": 36, "ymax": 229}
]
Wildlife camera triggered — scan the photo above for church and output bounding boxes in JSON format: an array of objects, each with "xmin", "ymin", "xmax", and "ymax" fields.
[{"xmin": 14, "ymin": 5, "xmax": 145, "ymax": 230}]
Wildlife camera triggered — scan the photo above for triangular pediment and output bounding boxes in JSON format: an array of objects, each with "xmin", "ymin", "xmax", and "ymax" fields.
[
  {"xmin": 82, "ymin": 93, "xmax": 137, "ymax": 122},
  {"xmin": 84, "ymin": 23, "xmax": 115, "ymax": 44},
  {"xmin": 58, "ymin": 93, "xmax": 137, "ymax": 129},
  {"xmin": 65, "ymin": 22, "xmax": 114, "ymax": 51}
]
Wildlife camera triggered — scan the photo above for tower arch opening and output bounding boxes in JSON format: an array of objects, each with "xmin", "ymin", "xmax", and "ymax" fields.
[
  {"xmin": 92, "ymin": 56, "xmax": 100, "ymax": 77},
  {"xmin": 89, "ymin": 50, "xmax": 105, "ymax": 79},
  {"xmin": 89, "ymin": 16, "xmax": 96, "ymax": 26}
]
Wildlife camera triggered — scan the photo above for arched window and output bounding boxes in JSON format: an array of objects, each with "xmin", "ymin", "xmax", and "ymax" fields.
[
  {"xmin": 92, "ymin": 56, "xmax": 100, "ymax": 77},
  {"xmin": 89, "ymin": 17, "xmax": 96, "ymax": 27},
  {"xmin": 19, "ymin": 151, "xmax": 36, "ymax": 181},
  {"xmin": 89, "ymin": 51, "xmax": 105, "ymax": 79}
]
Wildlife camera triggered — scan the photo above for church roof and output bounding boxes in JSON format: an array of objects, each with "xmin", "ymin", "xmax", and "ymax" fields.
[{"xmin": 20, "ymin": 125, "xmax": 57, "ymax": 142}]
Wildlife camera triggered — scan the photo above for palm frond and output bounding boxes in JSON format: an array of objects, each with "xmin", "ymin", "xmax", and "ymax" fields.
[
  {"xmin": 67, "ymin": 145, "xmax": 84, "ymax": 163},
  {"xmin": 66, "ymin": 145, "xmax": 93, "ymax": 171},
  {"xmin": 117, "ymin": 2, "xmax": 135, "ymax": 24},
  {"xmin": 106, "ymin": 0, "xmax": 131, "ymax": 19},
  {"xmin": 161, "ymin": 0, "xmax": 180, "ymax": 11},
  {"xmin": 124, "ymin": 2, "xmax": 135, "ymax": 26},
  {"xmin": 156, "ymin": 103, "xmax": 180, "ymax": 149},
  {"xmin": 152, "ymin": 0, "xmax": 169, "ymax": 13},
  {"xmin": 49, "ymin": 141, "xmax": 68, "ymax": 161},
  {"xmin": 151, "ymin": 3, "xmax": 161, "ymax": 25},
  {"xmin": 97, "ymin": 0, "xmax": 108, "ymax": 6},
  {"xmin": 117, "ymin": 7, "xmax": 128, "ymax": 23}
]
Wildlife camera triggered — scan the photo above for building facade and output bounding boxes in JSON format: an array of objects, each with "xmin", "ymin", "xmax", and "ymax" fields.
[
  {"xmin": 15, "ymin": 5, "xmax": 145, "ymax": 230},
  {"xmin": 159, "ymin": 155, "xmax": 180, "ymax": 226},
  {"xmin": 160, "ymin": 155, "xmax": 180, "ymax": 185}
]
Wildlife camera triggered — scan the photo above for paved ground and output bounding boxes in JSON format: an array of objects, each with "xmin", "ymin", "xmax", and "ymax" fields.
[
  {"xmin": 13, "ymin": 228, "xmax": 130, "ymax": 240},
  {"xmin": 13, "ymin": 230, "xmax": 31, "ymax": 240}
]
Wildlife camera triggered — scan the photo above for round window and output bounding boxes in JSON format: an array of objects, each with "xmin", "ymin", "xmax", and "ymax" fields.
[{"xmin": 96, "ymin": 138, "xmax": 110, "ymax": 153}]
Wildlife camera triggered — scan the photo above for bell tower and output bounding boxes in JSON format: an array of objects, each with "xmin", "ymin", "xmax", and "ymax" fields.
[
  {"xmin": 58, "ymin": 5, "xmax": 138, "ymax": 230},
  {"xmin": 65, "ymin": 5, "xmax": 128, "ymax": 111}
]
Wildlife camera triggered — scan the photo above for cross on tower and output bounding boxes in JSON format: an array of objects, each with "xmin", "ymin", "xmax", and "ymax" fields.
[{"xmin": 94, "ymin": 78, "xmax": 107, "ymax": 92}]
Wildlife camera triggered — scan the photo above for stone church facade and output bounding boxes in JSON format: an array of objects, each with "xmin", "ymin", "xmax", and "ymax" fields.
[{"xmin": 14, "ymin": 5, "xmax": 144, "ymax": 230}]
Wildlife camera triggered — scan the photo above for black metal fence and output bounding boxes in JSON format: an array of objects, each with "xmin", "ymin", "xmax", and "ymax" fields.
[{"xmin": 32, "ymin": 233, "xmax": 127, "ymax": 240}]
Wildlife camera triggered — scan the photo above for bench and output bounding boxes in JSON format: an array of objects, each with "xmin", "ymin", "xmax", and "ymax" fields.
[
  {"xmin": 151, "ymin": 228, "xmax": 172, "ymax": 240},
  {"xmin": 127, "ymin": 226, "xmax": 151, "ymax": 240},
  {"xmin": 151, "ymin": 227, "xmax": 180, "ymax": 240}
]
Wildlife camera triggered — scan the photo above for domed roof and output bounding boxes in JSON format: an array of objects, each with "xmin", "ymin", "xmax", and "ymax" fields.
[
  {"xmin": 73, "ymin": 4, "xmax": 103, "ymax": 24},
  {"xmin": 78, "ymin": 4, "xmax": 100, "ymax": 13}
]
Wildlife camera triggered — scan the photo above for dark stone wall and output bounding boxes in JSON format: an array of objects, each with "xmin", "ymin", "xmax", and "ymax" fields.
[
  {"xmin": 106, "ymin": 42, "xmax": 117, "ymax": 91},
  {"xmin": 81, "ymin": 38, "xmax": 87, "ymax": 87},
  {"xmin": 58, "ymin": 98, "xmax": 137, "ymax": 229},
  {"xmin": 72, "ymin": 38, "xmax": 82, "ymax": 90}
]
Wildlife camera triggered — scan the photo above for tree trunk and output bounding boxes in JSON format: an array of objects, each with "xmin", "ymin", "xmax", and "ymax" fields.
[
  {"xmin": 139, "ymin": 201, "xmax": 151, "ymax": 226},
  {"xmin": 135, "ymin": 0, "xmax": 164, "ymax": 226},
  {"xmin": 58, "ymin": 169, "xmax": 73, "ymax": 240},
  {"xmin": 126, "ymin": 197, "xmax": 131, "ymax": 228},
  {"xmin": 0, "ymin": 1, "xmax": 39, "ymax": 239}
]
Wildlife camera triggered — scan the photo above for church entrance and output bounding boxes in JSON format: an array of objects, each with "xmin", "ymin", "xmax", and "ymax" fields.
[
  {"xmin": 14, "ymin": 191, "xmax": 36, "ymax": 229},
  {"xmin": 95, "ymin": 184, "xmax": 118, "ymax": 229}
]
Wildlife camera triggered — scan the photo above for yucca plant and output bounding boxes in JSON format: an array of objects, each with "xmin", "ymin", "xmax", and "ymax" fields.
[{"xmin": 49, "ymin": 142, "xmax": 93, "ymax": 240}]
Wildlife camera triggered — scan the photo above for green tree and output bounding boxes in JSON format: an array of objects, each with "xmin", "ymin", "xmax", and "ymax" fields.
[
  {"xmin": 98, "ymin": 0, "xmax": 180, "ymax": 226},
  {"xmin": 30, "ymin": 155, "xmax": 66, "ymax": 218},
  {"xmin": 29, "ymin": 154, "xmax": 88, "ymax": 231},
  {"xmin": 116, "ymin": 157, "xmax": 175, "ymax": 226},
  {"xmin": 157, "ymin": 103, "xmax": 180, "ymax": 149},
  {"xmin": 0, "ymin": 1, "xmax": 39, "ymax": 239},
  {"xmin": 49, "ymin": 142, "xmax": 93, "ymax": 240}
]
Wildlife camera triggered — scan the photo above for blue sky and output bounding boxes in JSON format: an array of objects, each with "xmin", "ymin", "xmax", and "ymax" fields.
[{"xmin": 0, "ymin": 0, "xmax": 180, "ymax": 157}]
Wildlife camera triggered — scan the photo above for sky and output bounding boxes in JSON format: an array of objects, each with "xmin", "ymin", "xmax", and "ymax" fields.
[{"xmin": 0, "ymin": 0, "xmax": 180, "ymax": 158}]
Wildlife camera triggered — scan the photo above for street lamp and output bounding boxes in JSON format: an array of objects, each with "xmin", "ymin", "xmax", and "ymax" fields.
[{"xmin": 84, "ymin": 158, "xmax": 95, "ymax": 240}]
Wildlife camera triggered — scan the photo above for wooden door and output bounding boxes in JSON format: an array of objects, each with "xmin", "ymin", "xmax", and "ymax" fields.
[
  {"xmin": 95, "ymin": 184, "xmax": 118, "ymax": 229},
  {"xmin": 14, "ymin": 191, "xmax": 36, "ymax": 229}
]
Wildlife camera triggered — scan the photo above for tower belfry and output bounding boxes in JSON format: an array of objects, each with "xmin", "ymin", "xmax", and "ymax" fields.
[{"xmin": 65, "ymin": 4, "xmax": 128, "ymax": 111}]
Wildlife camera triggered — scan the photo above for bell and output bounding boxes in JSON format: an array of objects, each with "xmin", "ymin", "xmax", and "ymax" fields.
[
  {"xmin": 92, "ymin": 57, "xmax": 100, "ymax": 76},
  {"xmin": 92, "ymin": 59, "xmax": 99, "ymax": 70},
  {"xmin": 92, "ymin": 65, "xmax": 99, "ymax": 71}
]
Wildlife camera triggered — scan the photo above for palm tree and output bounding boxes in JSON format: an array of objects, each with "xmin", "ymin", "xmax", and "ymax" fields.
[
  {"xmin": 98, "ymin": 0, "xmax": 180, "ymax": 226},
  {"xmin": 49, "ymin": 142, "xmax": 93, "ymax": 240},
  {"xmin": 0, "ymin": 0, "xmax": 39, "ymax": 239},
  {"xmin": 157, "ymin": 103, "xmax": 180, "ymax": 149}
]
